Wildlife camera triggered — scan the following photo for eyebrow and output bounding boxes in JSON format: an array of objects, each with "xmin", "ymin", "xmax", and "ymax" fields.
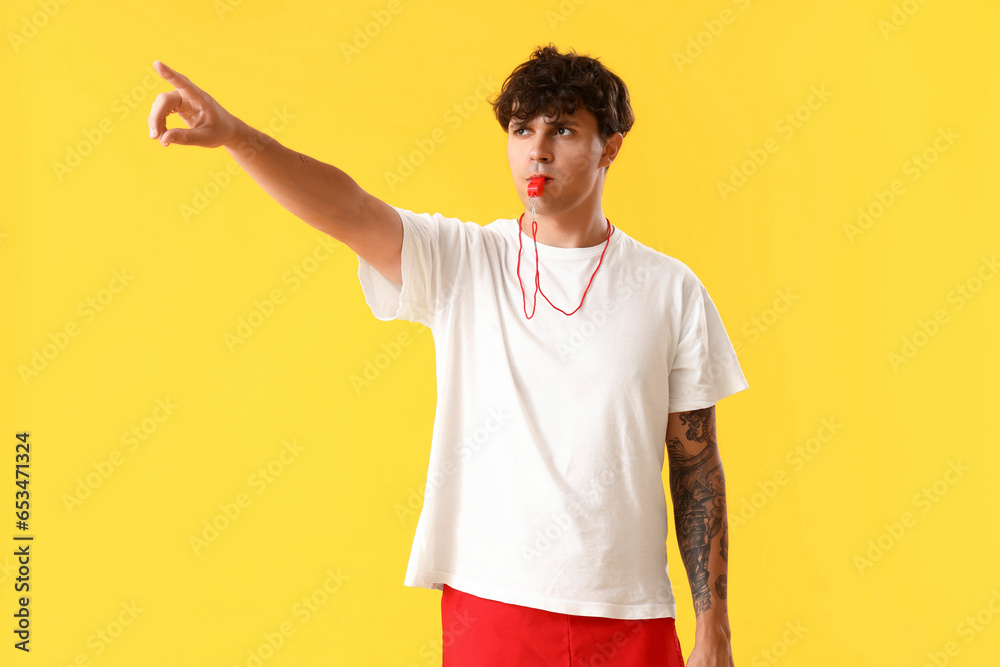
[{"xmin": 510, "ymin": 118, "xmax": 580, "ymax": 129}]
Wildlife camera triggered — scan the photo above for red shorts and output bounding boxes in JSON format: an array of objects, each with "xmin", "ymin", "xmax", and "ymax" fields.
[{"xmin": 441, "ymin": 584, "xmax": 686, "ymax": 667}]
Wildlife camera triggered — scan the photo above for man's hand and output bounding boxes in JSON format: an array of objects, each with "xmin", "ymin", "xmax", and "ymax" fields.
[
  {"xmin": 686, "ymin": 631, "xmax": 735, "ymax": 667},
  {"xmin": 147, "ymin": 60, "xmax": 243, "ymax": 148}
]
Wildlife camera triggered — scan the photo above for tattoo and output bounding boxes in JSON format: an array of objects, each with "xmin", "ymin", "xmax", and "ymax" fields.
[
  {"xmin": 720, "ymin": 510, "xmax": 729, "ymax": 563},
  {"xmin": 667, "ymin": 407, "xmax": 728, "ymax": 614},
  {"xmin": 715, "ymin": 573, "xmax": 727, "ymax": 600},
  {"xmin": 298, "ymin": 152, "xmax": 308, "ymax": 164}
]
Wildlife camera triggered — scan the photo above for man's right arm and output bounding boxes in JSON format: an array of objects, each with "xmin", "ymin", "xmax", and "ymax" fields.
[
  {"xmin": 223, "ymin": 121, "xmax": 403, "ymax": 286},
  {"xmin": 147, "ymin": 60, "xmax": 402, "ymax": 286}
]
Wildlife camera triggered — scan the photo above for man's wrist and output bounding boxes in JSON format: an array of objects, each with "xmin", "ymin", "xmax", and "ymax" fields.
[
  {"xmin": 695, "ymin": 616, "xmax": 732, "ymax": 643},
  {"xmin": 222, "ymin": 117, "xmax": 254, "ymax": 151},
  {"xmin": 223, "ymin": 119, "xmax": 278, "ymax": 164},
  {"xmin": 694, "ymin": 602, "xmax": 731, "ymax": 637}
]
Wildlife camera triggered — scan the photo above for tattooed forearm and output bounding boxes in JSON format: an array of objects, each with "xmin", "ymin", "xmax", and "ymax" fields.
[{"xmin": 667, "ymin": 406, "xmax": 728, "ymax": 615}]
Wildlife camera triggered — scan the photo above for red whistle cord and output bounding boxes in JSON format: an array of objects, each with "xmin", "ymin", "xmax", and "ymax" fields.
[{"xmin": 515, "ymin": 211, "xmax": 613, "ymax": 319}]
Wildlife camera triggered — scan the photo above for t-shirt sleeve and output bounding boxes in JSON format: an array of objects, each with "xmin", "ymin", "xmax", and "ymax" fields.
[
  {"xmin": 356, "ymin": 206, "xmax": 459, "ymax": 327},
  {"xmin": 667, "ymin": 277, "xmax": 749, "ymax": 413}
]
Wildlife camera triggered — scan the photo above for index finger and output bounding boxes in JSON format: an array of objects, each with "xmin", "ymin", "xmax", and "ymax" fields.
[{"xmin": 153, "ymin": 60, "xmax": 198, "ymax": 91}]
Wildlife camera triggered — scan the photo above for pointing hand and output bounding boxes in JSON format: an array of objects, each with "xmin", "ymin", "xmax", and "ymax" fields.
[{"xmin": 147, "ymin": 60, "xmax": 242, "ymax": 148}]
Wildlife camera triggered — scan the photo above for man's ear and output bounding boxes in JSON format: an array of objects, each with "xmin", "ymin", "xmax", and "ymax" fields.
[{"xmin": 601, "ymin": 132, "xmax": 624, "ymax": 167}]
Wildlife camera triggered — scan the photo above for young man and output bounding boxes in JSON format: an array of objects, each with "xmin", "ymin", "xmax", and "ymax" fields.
[{"xmin": 148, "ymin": 44, "xmax": 747, "ymax": 667}]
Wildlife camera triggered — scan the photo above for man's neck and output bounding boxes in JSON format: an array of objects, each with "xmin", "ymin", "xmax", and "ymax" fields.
[{"xmin": 519, "ymin": 200, "xmax": 612, "ymax": 248}]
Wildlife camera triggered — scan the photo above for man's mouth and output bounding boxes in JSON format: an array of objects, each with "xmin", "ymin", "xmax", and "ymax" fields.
[{"xmin": 526, "ymin": 175, "xmax": 550, "ymax": 197}]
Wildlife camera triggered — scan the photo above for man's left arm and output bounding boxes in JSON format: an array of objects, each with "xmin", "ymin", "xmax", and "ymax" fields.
[{"xmin": 666, "ymin": 404, "xmax": 735, "ymax": 667}]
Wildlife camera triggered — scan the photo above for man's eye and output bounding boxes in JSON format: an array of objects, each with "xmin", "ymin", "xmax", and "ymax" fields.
[{"xmin": 512, "ymin": 127, "xmax": 570, "ymax": 135}]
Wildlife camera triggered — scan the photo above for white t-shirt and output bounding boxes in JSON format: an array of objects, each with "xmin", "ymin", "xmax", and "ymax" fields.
[{"xmin": 356, "ymin": 206, "xmax": 749, "ymax": 620}]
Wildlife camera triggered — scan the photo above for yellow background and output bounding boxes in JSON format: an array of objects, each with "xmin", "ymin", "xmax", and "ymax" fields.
[{"xmin": 2, "ymin": 0, "xmax": 999, "ymax": 664}]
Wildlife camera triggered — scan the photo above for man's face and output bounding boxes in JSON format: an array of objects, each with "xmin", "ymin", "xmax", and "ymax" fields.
[{"xmin": 506, "ymin": 105, "xmax": 622, "ymax": 213}]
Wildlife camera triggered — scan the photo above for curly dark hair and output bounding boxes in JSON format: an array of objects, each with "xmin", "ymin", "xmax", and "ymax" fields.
[{"xmin": 489, "ymin": 43, "xmax": 634, "ymax": 171}]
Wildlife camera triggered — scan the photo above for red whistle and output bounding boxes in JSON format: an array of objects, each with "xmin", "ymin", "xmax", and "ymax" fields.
[{"xmin": 527, "ymin": 176, "xmax": 547, "ymax": 197}]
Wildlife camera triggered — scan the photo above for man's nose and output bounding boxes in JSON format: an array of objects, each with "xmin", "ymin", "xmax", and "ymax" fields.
[{"xmin": 527, "ymin": 136, "xmax": 552, "ymax": 162}]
